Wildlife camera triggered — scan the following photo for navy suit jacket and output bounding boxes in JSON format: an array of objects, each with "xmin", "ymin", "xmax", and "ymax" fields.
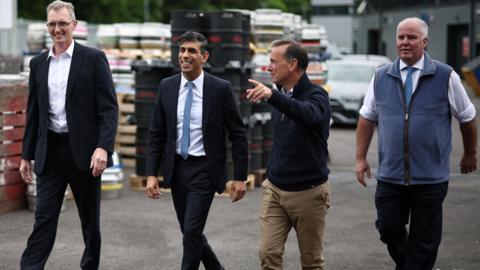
[
  {"xmin": 145, "ymin": 72, "xmax": 248, "ymax": 193},
  {"xmin": 22, "ymin": 42, "xmax": 118, "ymax": 174}
]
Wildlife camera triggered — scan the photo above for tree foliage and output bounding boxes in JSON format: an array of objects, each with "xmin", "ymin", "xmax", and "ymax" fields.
[{"xmin": 18, "ymin": 0, "xmax": 311, "ymax": 23}]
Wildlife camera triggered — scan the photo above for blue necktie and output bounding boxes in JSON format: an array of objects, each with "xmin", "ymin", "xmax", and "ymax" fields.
[
  {"xmin": 404, "ymin": 66, "xmax": 415, "ymax": 107},
  {"xmin": 180, "ymin": 81, "xmax": 194, "ymax": 160}
]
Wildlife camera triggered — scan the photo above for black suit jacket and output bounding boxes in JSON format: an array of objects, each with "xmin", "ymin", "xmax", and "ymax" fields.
[
  {"xmin": 22, "ymin": 42, "xmax": 118, "ymax": 174},
  {"xmin": 146, "ymin": 72, "xmax": 248, "ymax": 193}
]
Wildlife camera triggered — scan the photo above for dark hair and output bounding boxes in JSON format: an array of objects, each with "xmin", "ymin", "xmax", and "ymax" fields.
[
  {"xmin": 178, "ymin": 31, "xmax": 208, "ymax": 53},
  {"xmin": 271, "ymin": 39, "xmax": 308, "ymax": 71}
]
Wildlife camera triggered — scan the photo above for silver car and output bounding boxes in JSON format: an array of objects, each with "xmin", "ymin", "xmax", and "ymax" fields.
[{"xmin": 327, "ymin": 56, "xmax": 391, "ymax": 125}]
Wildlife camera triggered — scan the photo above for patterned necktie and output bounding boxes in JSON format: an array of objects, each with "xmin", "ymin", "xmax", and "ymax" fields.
[
  {"xmin": 180, "ymin": 81, "xmax": 194, "ymax": 160},
  {"xmin": 404, "ymin": 66, "xmax": 416, "ymax": 107}
]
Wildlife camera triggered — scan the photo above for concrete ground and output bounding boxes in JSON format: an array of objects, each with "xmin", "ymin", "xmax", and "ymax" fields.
[{"xmin": 1, "ymin": 91, "xmax": 479, "ymax": 270}]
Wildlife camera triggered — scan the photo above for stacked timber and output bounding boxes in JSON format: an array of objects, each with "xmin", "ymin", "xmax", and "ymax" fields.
[
  {"xmin": 0, "ymin": 76, "xmax": 28, "ymax": 214},
  {"xmin": 115, "ymin": 93, "xmax": 136, "ymax": 168}
]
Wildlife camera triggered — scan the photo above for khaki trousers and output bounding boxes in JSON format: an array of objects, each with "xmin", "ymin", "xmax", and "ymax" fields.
[{"xmin": 259, "ymin": 179, "xmax": 330, "ymax": 270}]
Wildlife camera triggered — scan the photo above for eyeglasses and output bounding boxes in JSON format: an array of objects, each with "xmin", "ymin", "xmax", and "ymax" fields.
[{"xmin": 46, "ymin": 21, "xmax": 73, "ymax": 29}]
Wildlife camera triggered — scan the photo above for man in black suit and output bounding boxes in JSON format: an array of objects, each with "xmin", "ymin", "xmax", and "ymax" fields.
[
  {"xmin": 145, "ymin": 31, "xmax": 248, "ymax": 270},
  {"xmin": 19, "ymin": 1, "xmax": 118, "ymax": 269}
]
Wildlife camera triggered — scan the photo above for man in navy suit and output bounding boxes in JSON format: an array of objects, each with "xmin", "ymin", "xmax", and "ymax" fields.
[
  {"xmin": 145, "ymin": 31, "xmax": 248, "ymax": 270},
  {"xmin": 19, "ymin": 1, "xmax": 118, "ymax": 269}
]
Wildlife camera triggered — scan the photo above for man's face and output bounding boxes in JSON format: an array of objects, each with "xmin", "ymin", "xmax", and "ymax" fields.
[
  {"xmin": 268, "ymin": 45, "xmax": 292, "ymax": 85},
  {"xmin": 396, "ymin": 20, "xmax": 427, "ymax": 65},
  {"xmin": 178, "ymin": 41, "xmax": 208, "ymax": 80},
  {"xmin": 47, "ymin": 7, "xmax": 76, "ymax": 48}
]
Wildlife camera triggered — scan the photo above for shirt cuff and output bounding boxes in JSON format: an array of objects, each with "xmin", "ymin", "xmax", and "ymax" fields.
[
  {"xmin": 359, "ymin": 105, "xmax": 378, "ymax": 122},
  {"xmin": 456, "ymin": 103, "xmax": 476, "ymax": 123}
]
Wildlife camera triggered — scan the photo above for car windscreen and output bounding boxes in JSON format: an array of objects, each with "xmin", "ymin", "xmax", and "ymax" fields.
[{"xmin": 328, "ymin": 64, "xmax": 375, "ymax": 83}]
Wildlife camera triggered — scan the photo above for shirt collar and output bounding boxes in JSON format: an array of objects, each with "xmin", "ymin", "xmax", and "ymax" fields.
[
  {"xmin": 399, "ymin": 54, "xmax": 424, "ymax": 71},
  {"xmin": 282, "ymin": 87, "xmax": 293, "ymax": 94},
  {"xmin": 48, "ymin": 41, "xmax": 75, "ymax": 60},
  {"xmin": 181, "ymin": 71, "xmax": 204, "ymax": 90}
]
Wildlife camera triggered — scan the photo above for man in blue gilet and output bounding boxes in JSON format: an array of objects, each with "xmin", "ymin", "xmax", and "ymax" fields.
[{"xmin": 356, "ymin": 17, "xmax": 477, "ymax": 270}]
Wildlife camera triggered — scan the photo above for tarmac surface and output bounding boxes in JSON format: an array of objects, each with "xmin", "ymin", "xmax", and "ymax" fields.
[{"xmin": 1, "ymin": 91, "xmax": 479, "ymax": 270}]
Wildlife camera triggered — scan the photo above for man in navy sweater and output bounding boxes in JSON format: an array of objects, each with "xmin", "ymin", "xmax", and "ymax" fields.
[{"xmin": 247, "ymin": 39, "xmax": 331, "ymax": 270}]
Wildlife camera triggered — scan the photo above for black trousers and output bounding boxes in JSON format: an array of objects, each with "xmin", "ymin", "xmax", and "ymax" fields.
[
  {"xmin": 171, "ymin": 155, "xmax": 223, "ymax": 270},
  {"xmin": 375, "ymin": 180, "xmax": 449, "ymax": 270},
  {"xmin": 20, "ymin": 131, "xmax": 101, "ymax": 270}
]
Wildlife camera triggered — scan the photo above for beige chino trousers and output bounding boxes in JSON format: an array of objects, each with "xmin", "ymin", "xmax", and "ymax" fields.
[{"xmin": 259, "ymin": 179, "xmax": 330, "ymax": 270}]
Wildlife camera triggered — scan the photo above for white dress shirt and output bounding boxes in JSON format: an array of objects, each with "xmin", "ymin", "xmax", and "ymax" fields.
[
  {"xmin": 47, "ymin": 42, "xmax": 75, "ymax": 133},
  {"xmin": 359, "ymin": 54, "xmax": 476, "ymax": 123},
  {"xmin": 176, "ymin": 72, "xmax": 205, "ymax": 156}
]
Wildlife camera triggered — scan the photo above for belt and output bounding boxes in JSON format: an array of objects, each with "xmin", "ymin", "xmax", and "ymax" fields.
[
  {"xmin": 175, "ymin": 154, "xmax": 207, "ymax": 161},
  {"xmin": 48, "ymin": 130, "xmax": 69, "ymax": 142}
]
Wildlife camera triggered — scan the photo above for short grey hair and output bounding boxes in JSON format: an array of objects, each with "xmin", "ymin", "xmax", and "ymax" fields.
[
  {"xmin": 46, "ymin": 1, "xmax": 76, "ymax": 21},
  {"xmin": 397, "ymin": 17, "xmax": 428, "ymax": 38}
]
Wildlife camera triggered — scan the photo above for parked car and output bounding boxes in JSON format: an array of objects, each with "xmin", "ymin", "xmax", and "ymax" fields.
[
  {"xmin": 307, "ymin": 61, "xmax": 328, "ymax": 88},
  {"xmin": 326, "ymin": 56, "xmax": 391, "ymax": 125},
  {"xmin": 341, "ymin": 54, "xmax": 391, "ymax": 65}
]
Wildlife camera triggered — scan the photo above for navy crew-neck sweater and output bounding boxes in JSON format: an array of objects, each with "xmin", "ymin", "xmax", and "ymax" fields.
[{"xmin": 266, "ymin": 73, "xmax": 331, "ymax": 191}]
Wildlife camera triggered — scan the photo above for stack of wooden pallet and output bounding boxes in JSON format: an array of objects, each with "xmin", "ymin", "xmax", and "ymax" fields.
[
  {"xmin": 115, "ymin": 93, "xmax": 136, "ymax": 168},
  {"xmin": 0, "ymin": 81, "xmax": 28, "ymax": 214}
]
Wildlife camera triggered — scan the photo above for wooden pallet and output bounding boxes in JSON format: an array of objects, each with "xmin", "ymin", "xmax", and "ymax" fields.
[
  {"xmin": 121, "ymin": 157, "xmax": 136, "ymax": 168},
  {"xmin": 117, "ymin": 93, "xmax": 135, "ymax": 114},
  {"xmin": 0, "ymin": 113, "xmax": 26, "ymax": 127},
  {"xmin": 0, "ymin": 198, "xmax": 27, "ymax": 214},
  {"xmin": 129, "ymin": 174, "xmax": 148, "ymax": 191},
  {"xmin": 117, "ymin": 124, "xmax": 137, "ymax": 135},
  {"xmin": 0, "ymin": 84, "xmax": 28, "ymax": 113},
  {"xmin": 115, "ymin": 93, "xmax": 136, "ymax": 157},
  {"xmin": 116, "ymin": 134, "xmax": 136, "ymax": 144},
  {"xmin": 0, "ymin": 84, "xmax": 29, "ymax": 214},
  {"xmin": 217, "ymin": 174, "xmax": 255, "ymax": 197},
  {"xmin": 116, "ymin": 121, "xmax": 137, "ymax": 165},
  {"xmin": 251, "ymin": 168, "xmax": 267, "ymax": 187},
  {"xmin": 117, "ymin": 144, "xmax": 136, "ymax": 156},
  {"xmin": 129, "ymin": 174, "xmax": 169, "ymax": 192},
  {"xmin": 117, "ymin": 94, "xmax": 135, "ymax": 125},
  {"xmin": 0, "ymin": 183, "xmax": 27, "ymax": 214}
]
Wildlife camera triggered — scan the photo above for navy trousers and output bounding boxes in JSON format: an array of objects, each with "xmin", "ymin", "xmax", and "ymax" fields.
[
  {"xmin": 20, "ymin": 131, "xmax": 101, "ymax": 270},
  {"xmin": 171, "ymin": 155, "xmax": 223, "ymax": 270},
  {"xmin": 375, "ymin": 180, "xmax": 448, "ymax": 270}
]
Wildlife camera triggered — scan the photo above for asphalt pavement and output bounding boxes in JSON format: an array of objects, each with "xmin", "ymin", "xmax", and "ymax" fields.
[{"xmin": 1, "ymin": 90, "xmax": 479, "ymax": 270}]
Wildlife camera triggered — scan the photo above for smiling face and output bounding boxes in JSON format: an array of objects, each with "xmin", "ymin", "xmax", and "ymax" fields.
[
  {"xmin": 396, "ymin": 19, "xmax": 427, "ymax": 66},
  {"xmin": 178, "ymin": 41, "xmax": 208, "ymax": 81},
  {"xmin": 47, "ymin": 7, "xmax": 76, "ymax": 49}
]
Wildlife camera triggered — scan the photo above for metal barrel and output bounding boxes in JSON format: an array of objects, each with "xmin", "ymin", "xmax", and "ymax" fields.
[
  {"xmin": 249, "ymin": 121, "xmax": 263, "ymax": 171},
  {"xmin": 132, "ymin": 61, "xmax": 173, "ymax": 176},
  {"xmin": 170, "ymin": 11, "xmax": 206, "ymax": 70},
  {"xmin": 205, "ymin": 11, "xmax": 243, "ymax": 71},
  {"xmin": 261, "ymin": 119, "xmax": 273, "ymax": 168}
]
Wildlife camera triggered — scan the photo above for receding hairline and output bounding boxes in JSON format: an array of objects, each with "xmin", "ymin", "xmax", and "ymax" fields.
[
  {"xmin": 271, "ymin": 39, "xmax": 299, "ymax": 48},
  {"xmin": 46, "ymin": 1, "xmax": 76, "ymax": 21},
  {"xmin": 270, "ymin": 39, "xmax": 309, "ymax": 71},
  {"xmin": 397, "ymin": 17, "xmax": 428, "ymax": 38}
]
